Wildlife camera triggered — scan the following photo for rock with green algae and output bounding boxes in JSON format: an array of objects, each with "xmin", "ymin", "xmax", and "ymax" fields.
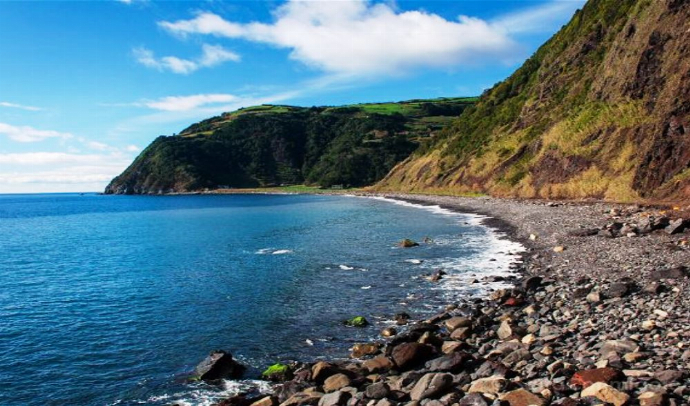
[
  {"xmin": 262, "ymin": 363, "xmax": 293, "ymax": 382},
  {"xmin": 343, "ymin": 316, "xmax": 369, "ymax": 327}
]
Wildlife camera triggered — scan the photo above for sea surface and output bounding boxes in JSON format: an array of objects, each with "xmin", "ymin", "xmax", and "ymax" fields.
[{"xmin": 0, "ymin": 193, "xmax": 523, "ymax": 406}]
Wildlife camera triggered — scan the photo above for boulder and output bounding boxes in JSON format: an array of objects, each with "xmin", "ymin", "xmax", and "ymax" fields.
[
  {"xmin": 365, "ymin": 382, "xmax": 390, "ymax": 399},
  {"xmin": 323, "ymin": 374, "xmax": 351, "ymax": 393},
  {"xmin": 570, "ymin": 368, "xmax": 623, "ymax": 388},
  {"xmin": 441, "ymin": 341, "xmax": 464, "ymax": 354},
  {"xmin": 318, "ymin": 391, "xmax": 350, "ymax": 406},
  {"xmin": 653, "ymin": 370, "xmax": 686, "ymax": 384},
  {"xmin": 193, "ymin": 350, "xmax": 246, "ymax": 381},
  {"xmin": 450, "ymin": 327, "xmax": 471, "ymax": 340},
  {"xmin": 381, "ymin": 328, "xmax": 397, "ymax": 338},
  {"xmin": 580, "ymin": 382, "xmax": 630, "ymax": 406},
  {"xmin": 650, "ymin": 266, "xmax": 688, "ymax": 280},
  {"xmin": 262, "ymin": 364, "xmax": 293, "ymax": 382},
  {"xmin": 522, "ymin": 276, "xmax": 543, "ymax": 291},
  {"xmin": 409, "ymin": 373, "xmax": 453, "ymax": 401},
  {"xmin": 468, "ymin": 376, "xmax": 506, "ymax": 395},
  {"xmin": 424, "ymin": 352, "xmax": 474, "ymax": 373},
  {"xmin": 457, "ymin": 393, "xmax": 489, "ymax": 406},
  {"xmin": 351, "ymin": 343, "xmax": 380, "ymax": 358},
  {"xmin": 312, "ymin": 362, "xmax": 339, "ymax": 383},
  {"xmin": 665, "ymin": 218, "xmax": 686, "ymax": 234},
  {"xmin": 251, "ymin": 396, "xmax": 277, "ymax": 406},
  {"xmin": 497, "ymin": 321, "xmax": 513, "ymax": 340},
  {"xmin": 499, "ymin": 389, "xmax": 545, "ymax": 406},
  {"xmin": 394, "ymin": 313, "xmax": 411, "ymax": 325},
  {"xmin": 445, "ymin": 317, "xmax": 472, "ymax": 331},
  {"xmin": 391, "ymin": 342, "xmax": 434, "ymax": 370},
  {"xmin": 363, "ymin": 356, "xmax": 394, "ymax": 373},
  {"xmin": 280, "ymin": 392, "xmax": 323, "ymax": 406},
  {"xmin": 399, "ymin": 239, "xmax": 420, "ymax": 248},
  {"xmin": 638, "ymin": 391, "xmax": 666, "ymax": 406},
  {"xmin": 343, "ymin": 316, "xmax": 369, "ymax": 327}
]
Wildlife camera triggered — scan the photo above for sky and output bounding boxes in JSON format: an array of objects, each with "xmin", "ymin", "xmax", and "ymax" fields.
[{"xmin": 0, "ymin": 0, "xmax": 586, "ymax": 193}]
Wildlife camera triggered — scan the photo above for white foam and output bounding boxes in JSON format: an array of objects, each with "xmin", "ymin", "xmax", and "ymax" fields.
[
  {"xmin": 255, "ymin": 248, "xmax": 272, "ymax": 254},
  {"xmin": 361, "ymin": 285, "xmax": 372, "ymax": 290},
  {"xmin": 362, "ymin": 195, "xmax": 526, "ymax": 298},
  {"xmin": 339, "ymin": 264, "xmax": 354, "ymax": 270},
  {"xmin": 404, "ymin": 259, "xmax": 423, "ymax": 264},
  {"xmin": 271, "ymin": 249, "xmax": 293, "ymax": 255},
  {"xmin": 127, "ymin": 380, "xmax": 275, "ymax": 406}
]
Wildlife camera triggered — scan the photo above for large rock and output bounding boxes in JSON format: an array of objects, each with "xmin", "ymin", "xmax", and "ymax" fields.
[
  {"xmin": 391, "ymin": 342, "xmax": 434, "ymax": 370},
  {"xmin": 600, "ymin": 340, "xmax": 638, "ymax": 357},
  {"xmin": 570, "ymin": 368, "xmax": 623, "ymax": 388},
  {"xmin": 365, "ymin": 382, "xmax": 390, "ymax": 399},
  {"xmin": 457, "ymin": 393, "xmax": 489, "ymax": 406},
  {"xmin": 318, "ymin": 391, "xmax": 350, "ymax": 406},
  {"xmin": 468, "ymin": 376, "xmax": 506, "ymax": 395},
  {"xmin": 445, "ymin": 317, "xmax": 472, "ymax": 331},
  {"xmin": 638, "ymin": 391, "xmax": 666, "ymax": 406},
  {"xmin": 323, "ymin": 374, "xmax": 351, "ymax": 393},
  {"xmin": 499, "ymin": 389, "xmax": 545, "ymax": 406},
  {"xmin": 424, "ymin": 352, "xmax": 474, "ymax": 373},
  {"xmin": 497, "ymin": 321, "xmax": 513, "ymax": 340},
  {"xmin": 250, "ymin": 396, "xmax": 277, "ymax": 406},
  {"xmin": 665, "ymin": 218, "xmax": 686, "ymax": 234},
  {"xmin": 650, "ymin": 266, "xmax": 688, "ymax": 280},
  {"xmin": 280, "ymin": 392, "xmax": 323, "ymax": 406},
  {"xmin": 312, "ymin": 362, "xmax": 339, "ymax": 384},
  {"xmin": 362, "ymin": 356, "xmax": 394, "ymax": 373},
  {"xmin": 193, "ymin": 350, "xmax": 246, "ymax": 381},
  {"xmin": 581, "ymin": 382, "xmax": 630, "ymax": 406},
  {"xmin": 351, "ymin": 343, "xmax": 380, "ymax": 358},
  {"xmin": 409, "ymin": 373, "xmax": 453, "ymax": 401}
]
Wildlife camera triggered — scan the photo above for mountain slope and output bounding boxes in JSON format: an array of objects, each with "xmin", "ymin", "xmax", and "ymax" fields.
[
  {"xmin": 105, "ymin": 98, "xmax": 474, "ymax": 194},
  {"xmin": 376, "ymin": 0, "xmax": 690, "ymax": 202}
]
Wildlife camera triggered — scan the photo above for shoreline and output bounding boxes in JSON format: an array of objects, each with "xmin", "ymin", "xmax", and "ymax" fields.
[{"xmin": 200, "ymin": 193, "xmax": 689, "ymax": 406}]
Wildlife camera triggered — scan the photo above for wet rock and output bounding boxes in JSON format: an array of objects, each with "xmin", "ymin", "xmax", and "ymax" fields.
[
  {"xmin": 352, "ymin": 344, "xmax": 381, "ymax": 359},
  {"xmin": 194, "ymin": 350, "xmax": 246, "ymax": 381},
  {"xmin": 395, "ymin": 313, "xmax": 411, "ymax": 325},
  {"xmin": 499, "ymin": 388, "xmax": 545, "ymax": 406},
  {"xmin": 312, "ymin": 362, "xmax": 339, "ymax": 384},
  {"xmin": 391, "ymin": 343, "xmax": 434, "ymax": 370},
  {"xmin": 263, "ymin": 364, "xmax": 294, "ymax": 382},
  {"xmin": 381, "ymin": 328, "xmax": 397, "ymax": 338},
  {"xmin": 468, "ymin": 376, "xmax": 506, "ymax": 395},
  {"xmin": 580, "ymin": 382, "xmax": 629, "ymax": 406},
  {"xmin": 522, "ymin": 276, "xmax": 543, "ymax": 291},
  {"xmin": 344, "ymin": 316, "xmax": 369, "ymax": 328},
  {"xmin": 323, "ymin": 374, "xmax": 351, "ymax": 393},
  {"xmin": 399, "ymin": 239, "xmax": 420, "ymax": 248},
  {"xmin": 409, "ymin": 373, "xmax": 453, "ymax": 401},
  {"xmin": 570, "ymin": 368, "xmax": 623, "ymax": 388}
]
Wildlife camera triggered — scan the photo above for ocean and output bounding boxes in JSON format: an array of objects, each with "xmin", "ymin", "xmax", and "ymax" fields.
[{"xmin": 0, "ymin": 193, "xmax": 523, "ymax": 406}]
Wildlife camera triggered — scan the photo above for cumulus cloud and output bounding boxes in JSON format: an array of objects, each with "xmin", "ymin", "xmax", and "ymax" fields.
[
  {"xmin": 158, "ymin": 0, "xmax": 521, "ymax": 76},
  {"xmin": 0, "ymin": 123, "xmax": 73, "ymax": 143},
  {"xmin": 134, "ymin": 43, "xmax": 240, "ymax": 74},
  {"xmin": 0, "ymin": 102, "xmax": 43, "ymax": 111}
]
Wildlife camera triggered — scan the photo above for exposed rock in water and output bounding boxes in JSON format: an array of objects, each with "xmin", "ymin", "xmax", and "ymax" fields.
[{"xmin": 193, "ymin": 350, "xmax": 246, "ymax": 381}]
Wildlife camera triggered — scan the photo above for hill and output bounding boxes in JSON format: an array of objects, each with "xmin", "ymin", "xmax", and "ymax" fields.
[
  {"xmin": 376, "ymin": 0, "xmax": 690, "ymax": 202},
  {"xmin": 104, "ymin": 98, "xmax": 475, "ymax": 194}
]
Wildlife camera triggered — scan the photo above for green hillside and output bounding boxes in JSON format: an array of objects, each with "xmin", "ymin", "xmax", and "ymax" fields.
[
  {"xmin": 105, "ymin": 98, "xmax": 475, "ymax": 194},
  {"xmin": 376, "ymin": 0, "xmax": 690, "ymax": 202}
]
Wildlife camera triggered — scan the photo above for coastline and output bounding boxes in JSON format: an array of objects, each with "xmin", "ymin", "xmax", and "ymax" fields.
[{"xmin": 203, "ymin": 192, "xmax": 690, "ymax": 406}]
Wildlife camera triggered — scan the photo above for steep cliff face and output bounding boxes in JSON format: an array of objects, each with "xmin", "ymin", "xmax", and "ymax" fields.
[
  {"xmin": 105, "ymin": 99, "xmax": 474, "ymax": 194},
  {"xmin": 376, "ymin": 0, "xmax": 690, "ymax": 202}
]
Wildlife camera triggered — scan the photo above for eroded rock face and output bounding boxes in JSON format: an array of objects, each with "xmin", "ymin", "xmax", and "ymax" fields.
[{"xmin": 193, "ymin": 350, "xmax": 245, "ymax": 381}]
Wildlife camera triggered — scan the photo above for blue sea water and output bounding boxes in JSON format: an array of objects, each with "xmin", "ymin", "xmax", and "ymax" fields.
[{"xmin": 0, "ymin": 193, "xmax": 523, "ymax": 406}]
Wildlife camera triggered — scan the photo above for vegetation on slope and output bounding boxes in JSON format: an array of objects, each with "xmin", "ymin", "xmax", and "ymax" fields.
[
  {"xmin": 377, "ymin": 0, "xmax": 690, "ymax": 202},
  {"xmin": 105, "ymin": 98, "xmax": 475, "ymax": 194}
]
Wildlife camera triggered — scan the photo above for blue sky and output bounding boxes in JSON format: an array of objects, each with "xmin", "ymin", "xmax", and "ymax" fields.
[{"xmin": 0, "ymin": 0, "xmax": 585, "ymax": 193}]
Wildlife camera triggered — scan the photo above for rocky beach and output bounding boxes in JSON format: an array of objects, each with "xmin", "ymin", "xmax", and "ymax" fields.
[{"xmin": 200, "ymin": 194, "xmax": 690, "ymax": 406}]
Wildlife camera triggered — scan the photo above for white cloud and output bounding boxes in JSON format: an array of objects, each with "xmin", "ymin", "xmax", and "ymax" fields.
[
  {"xmin": 0, "ymin": 123, "xmax": 73, "ymax": 143},
  {"xmin": 0, "ymin": 102, "xmax": 43, "ymax": 111},
  {"xmin": 144, "ymin": 93, "xmax": 238, "ymax": 111},
  {"xmin": 126, "ymin": 145, "xmax": 140, "ymax": 152},
  {"xmin": 158, "ymin": 1, "xmax": 520, "ymax": 76},
  {"xmin": 491, "ymin": 0, "xmax": 586, "ymax": 34},
  {"xmin": 0, "ymin": 152, "xmax": 121, "ymax": 166},
  {"xmin": 134, "ymin": 43, "xmax": 240, "ymax": 74}
]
